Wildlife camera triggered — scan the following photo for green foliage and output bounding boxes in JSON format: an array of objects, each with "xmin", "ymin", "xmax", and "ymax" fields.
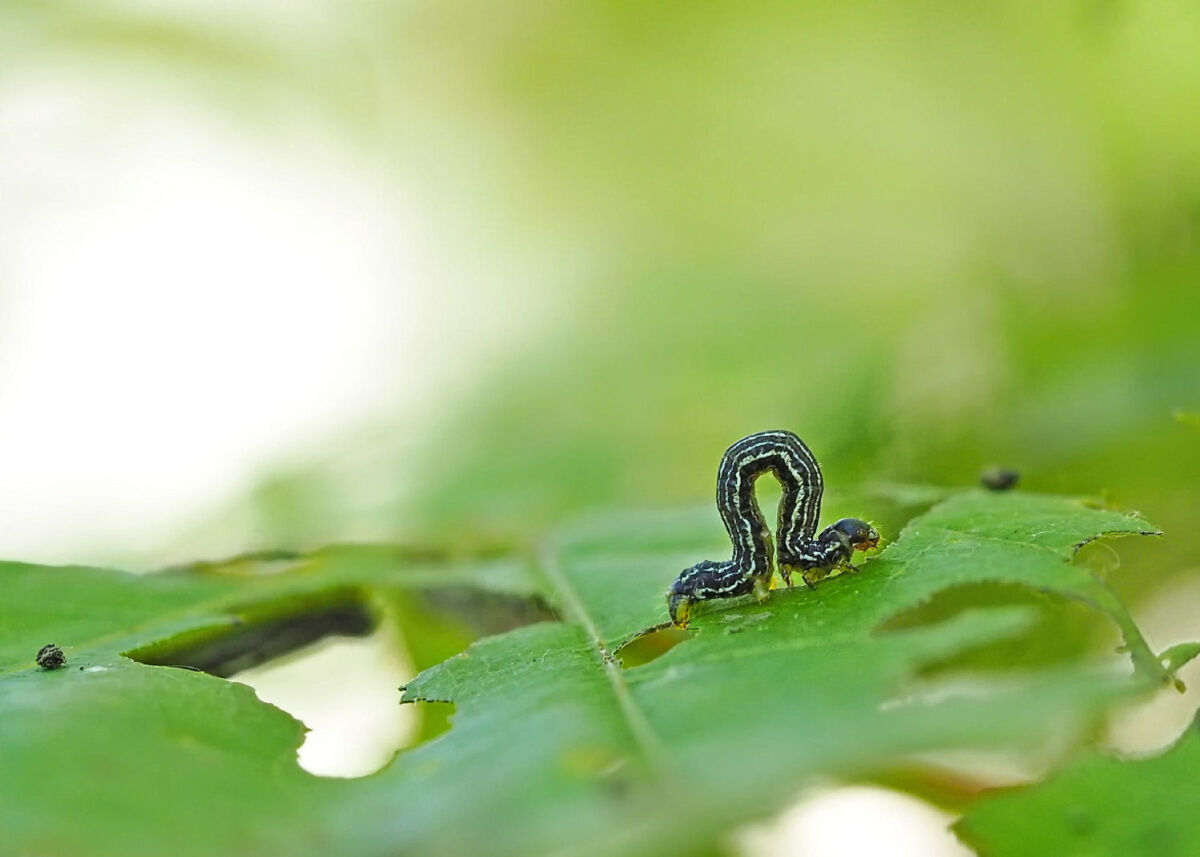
[
  {"xmin": 4, "ymin": 2, "xmax": 1200, "ymax": 853},
  {"xmin": 958, "ymin": 715, "xmax": 1200, "ymax": 856},
  {"xmin": 0, "ymin": 492, "xmax": 1179, "ymax": 857}
]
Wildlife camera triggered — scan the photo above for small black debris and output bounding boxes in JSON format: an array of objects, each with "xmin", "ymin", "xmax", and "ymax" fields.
[
  {"xmin": 980, "ymin": 467, "xmax": 1019, "ymax": 491},
  {"xmin": 36, "ymin": 644, "xmax": 66, "ymax": 670}
]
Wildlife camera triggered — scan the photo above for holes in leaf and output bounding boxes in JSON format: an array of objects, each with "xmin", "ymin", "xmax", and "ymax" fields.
[
  {"xmin": 1104, "ymin": 574, "xmax": 1200, "ymax": 756},
  {"xmin": 131, "ymin": 591, "xmax": 373, "ymax": 677},
  {"xmin": 127, "ymin": 585, "xmax": 551, "ymax": 777},
  {"xmin": 615, "ymin": 604, "xmax": 780, "ymax": 668},
  {"xmin": 128, "ymin": 589, "xmax": 411, "ymax": 777},
  {"xmin": 231, "ymin": 618, "xmax": 417, "ymax": 778},
  {"xmin": 736, "ymin": 784, "xmax": 972, "ymax": 857},
  {"xmin": 408, "ymin": 700, "xmax": 457, "ymax": 745},
  {"xmin": 615, "ymin": 625, "xmax": 692, "ymax": 668}
]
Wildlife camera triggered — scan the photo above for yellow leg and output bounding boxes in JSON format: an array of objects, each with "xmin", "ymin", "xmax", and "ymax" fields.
[
  {"xmin": 802, "ymin": 566, "xmax": 833, "ymax": 589},
  {"xmin": 668, "ymin": 593, "xmax": 693, "ymax": 627}
]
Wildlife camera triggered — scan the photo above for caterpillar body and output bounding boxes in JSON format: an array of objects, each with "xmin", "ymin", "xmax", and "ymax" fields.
[{"xmin": 667, "ymin": 430, "xmax": 879, "ymax": 627}]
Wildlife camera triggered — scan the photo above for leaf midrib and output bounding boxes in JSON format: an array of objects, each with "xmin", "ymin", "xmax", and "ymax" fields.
[{"xmin": 536, "ymin": 547, "xmax": 669, "ymax": 767}]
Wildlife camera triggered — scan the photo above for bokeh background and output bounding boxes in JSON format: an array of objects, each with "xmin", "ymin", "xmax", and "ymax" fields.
[{"xmin": 3, "ymin": 1, "xmax": 1199, "ymax": 854}]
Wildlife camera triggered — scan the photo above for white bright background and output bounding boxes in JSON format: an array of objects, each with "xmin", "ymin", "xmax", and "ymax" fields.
[{"xmin": 0, "ymin": 66, "xmax": 546, "ymax": 569}]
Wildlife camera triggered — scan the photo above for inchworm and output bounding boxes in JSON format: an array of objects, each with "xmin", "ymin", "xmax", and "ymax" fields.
[{"xmin": 667, "ymin": 430, "xmax": 879, "ymax": 627}]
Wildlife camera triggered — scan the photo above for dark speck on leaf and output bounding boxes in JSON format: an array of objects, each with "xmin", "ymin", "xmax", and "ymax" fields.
[
  {"xmin": 980, "ymin": 467, "xmax": 1019, "ymax": 491},
  {"xmin": 1064, "ymin": 805, "xmax": 1093, "ymax": 834},
  {"xmin": 36, "ymin": 644, "xmax": 66, "ymax": 670}
]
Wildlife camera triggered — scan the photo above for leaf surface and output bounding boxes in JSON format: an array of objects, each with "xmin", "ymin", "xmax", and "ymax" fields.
[
  {"xmin": 957, "ymin": 715, "xmax": 1200, "ymax": 856},
  {"xmin": 0, "ymin": 492, "xmax": 1168, "ymax": 857}
]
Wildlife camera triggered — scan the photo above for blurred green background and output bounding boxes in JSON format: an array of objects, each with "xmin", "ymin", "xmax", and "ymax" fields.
[{"xmin": 3, "ymin": 0, "xmax": 1198, "ymax": 608}]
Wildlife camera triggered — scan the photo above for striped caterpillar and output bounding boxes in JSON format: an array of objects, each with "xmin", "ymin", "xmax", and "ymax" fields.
[{"xmin": 667, "ymin": 430, "xmax": 879, "ymax": 627}]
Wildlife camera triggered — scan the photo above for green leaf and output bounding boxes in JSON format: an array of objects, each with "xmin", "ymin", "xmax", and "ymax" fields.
[
  {"xmin": 1174, "ymin": 409, "xmax": 1200, "ymax": 428},
  {"xmin": 957, "ymin": 715, "xmax": 1200, "ymax": 856},
  {"xmin": 0, "ymin": 492, "xmax": 1169, "ymax": 857}
]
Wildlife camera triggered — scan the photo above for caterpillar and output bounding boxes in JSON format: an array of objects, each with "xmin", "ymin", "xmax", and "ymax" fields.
[{"xmin": 667, "ymin": 430, "xmax": 879, "ymax": 627}]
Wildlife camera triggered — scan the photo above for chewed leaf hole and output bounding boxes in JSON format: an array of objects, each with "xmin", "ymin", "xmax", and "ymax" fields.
[
  {"xmin": 128, "ymin": 591, "xmax": 419, "ymax": 778},
  {"xmin": 130, "ymin": 592, "xmax": 374, "ymax": 677},
  {"xmin": 126, "ymin": 586, "xmax": 550, "ymax": 778},
  {"xmin": 407, "ymin": 700, "xmax": 457, "ymax": 745},
  {"xmin": 736, "ymin": 784, "xmax": 971, "ymax": 857},
  {"xmin": 231, "ymin": 622, "xmax": 418, "ymax": 778},
  {"xmin": 616, "ymin": 625, "xmax": 693, "ymax": 668}
]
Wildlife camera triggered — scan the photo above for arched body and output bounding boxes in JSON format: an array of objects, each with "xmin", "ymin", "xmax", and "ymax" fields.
[{"xmin": 667, "ymin": 430, "xmax": 879, "ymax": 626}]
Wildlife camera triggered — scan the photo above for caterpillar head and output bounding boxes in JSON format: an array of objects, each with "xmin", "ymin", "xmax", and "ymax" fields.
[{"xmin": 830, "ymin": 518, "xmax": 881, "ymax": 554}]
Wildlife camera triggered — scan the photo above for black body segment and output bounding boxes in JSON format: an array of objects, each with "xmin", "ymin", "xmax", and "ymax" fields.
[{"xmin": 715, "ymin": 430, "xmax": 823, "ymax": 581}]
